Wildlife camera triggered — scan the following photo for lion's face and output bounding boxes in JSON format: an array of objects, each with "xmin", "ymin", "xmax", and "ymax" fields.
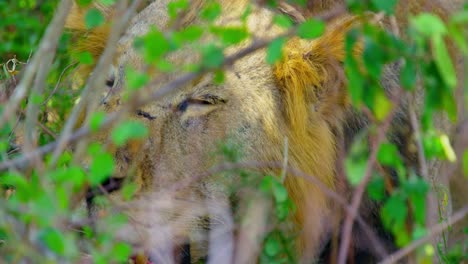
[
  {"xmin": 89, "ymin": 1, "xmax": 290, "ymax": 255},
  {"xmin": 80, "ymin": 0, "xmax": 351, "ymax": 260}
]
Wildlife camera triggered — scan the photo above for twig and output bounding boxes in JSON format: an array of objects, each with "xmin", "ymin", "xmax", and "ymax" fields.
[
  {"xmin": 280, "ymin": 137, "xmax": 288, "ymax": 183},
  {"xmin": 378, "ymin": 205, "xmax": 468, "ymax": 264},
  {"xmin": 41, "ymin": 62, "xmax": 78, "ymax": 107},
  {"xmin": 337, "ymin": 89, "xmax": 403, "ymax": 264}
]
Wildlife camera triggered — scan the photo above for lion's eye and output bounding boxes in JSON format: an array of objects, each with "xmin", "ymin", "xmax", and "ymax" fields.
[
  {"xmin": 105, "ymin": 72, "xmax": 116, "ymax": 88},
  {"xmin": 177, "ymin": 94, "xmax": 226, "ymax": 112},
  {"xmin": 105, "ymin": 66, "xmax": 117, "ymax": 88},
  {"xmin": 105, "ymin": 76, "xmax": 115, "ymax": 88}
]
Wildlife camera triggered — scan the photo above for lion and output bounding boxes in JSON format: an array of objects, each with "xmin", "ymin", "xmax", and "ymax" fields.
[{"xmin": 65, "ymin": 0, "xmax": 463, "ymax": 262}]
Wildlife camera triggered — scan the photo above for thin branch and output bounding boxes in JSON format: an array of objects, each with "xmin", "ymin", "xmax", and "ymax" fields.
[
  {"xmin": 41, "ymin": 62, "xmax": 78, "ymax": 107},
  {"xmin": 280, "ymin": 137, "xmax": 288, "ymax": 183},
  {"xmin": 337, "ymin": 89, "xmax": 403, "ymax": 264},
  {"xmin": 378, "ymin": 205, "xmax": 468, "ymax": 264}
]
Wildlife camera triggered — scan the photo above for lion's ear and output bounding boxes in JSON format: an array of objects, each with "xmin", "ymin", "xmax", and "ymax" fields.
[
  {"xmin": 273, "ymin": 16, "xmax": 361, "ymax": 131},
  {"xmin": 65, "ymin": 2, "xmax": 113, "ymax": 60}
]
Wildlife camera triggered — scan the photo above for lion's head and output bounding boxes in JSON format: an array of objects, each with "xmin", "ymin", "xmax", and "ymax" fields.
[{"xmin": 67, "ymin": 0, "xmax": 361, "ymax": 261}]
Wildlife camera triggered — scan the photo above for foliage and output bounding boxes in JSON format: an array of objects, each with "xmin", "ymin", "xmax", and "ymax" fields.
[{"xmin": 0, "ymin": 0, "xmax": 467, "ymax": 263}]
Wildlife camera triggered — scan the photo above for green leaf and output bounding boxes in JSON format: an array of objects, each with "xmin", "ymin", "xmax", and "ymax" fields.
[
  {"xmin": 85, "ymin": 8, "xmax": 105, "ymax": 29},
  {"xmin": 111, "ymin": 120, "xmax": 148, "ymax": 147},
  {"xmin": 377, "ymin": 143, "xmax": 401, "ymax": 167},
  {"xmin": 201, "ymin": 44, "xmax": 224, "ymax": 68},
  {"xmin": 275, "ymin": 199, "xmax": 293, "ymax": 220},
  {"xmin": 77, "ymin": 0, "xmax": 92, "ymax": 7},
  {"xmin": 273, "ymin": 14, "xmax": 293, "ymax": 28},
  {"xmin": 213, "ymin": 69, "xmax": 225, "ymax": 84},
  {"xmin": 345, "ymin": 157, "xmax": 366, "ymax": 186},
  {"xmin": 448, "ymin": 24, "xmax": 468, "ymax": 55},
  {"xmin": 138, "ymin": 28, "xmax": 170, "ymax": 63},
  {"xmin": 167, "ymin": 0, "xmax": 189, "ymax": 19},
  {"xmin": 156, "ymin": 59, "xmax": 175, "ymax": 72},
  {"xmin": 432, "ymin": 35, "xmax": 457, "ymax": 89},
  {"xmin": 345, "ymin": 31, "xmax": 364, "ymax": 105},
  {"xmin": 400, "ymin": 60, "xmax": 417, "ymax": 90},
  {"xmin": 381, "ymin": 193, "xmax": 408, "ymax": 229},
  {"xmin": 367, "ymin": 176, "xmax": 385, "ymax": 201},
  {"xmin": 98, "ymin": 0, "xmax": 116, "ymax": 6},
  {"xmin": 121, "ymin": 183, "xmax": 138, "ymax": 201},
  {"xmin": 200, "ymin": 1, "xmax": 222, "ymax": 22},
  {"xmin": 411, "ymin": 14, "xmax": 447, "ymax": 37},
  {"xmin": 113, "ymin": 242, "xmax": 132, "ymax": 262},
  {"xmin": 39, "ymin": 228, "xmax": 65, "ymax": 255},
  {"xmin": 404, "ymin": 176, "xmax": 428, "ymax": 225},
  {"xmin": 266, "ymin": 37, "xmax": 286, "ymax": 64},
  {"xmin": 297, "ymin": 19, "xmax": 325, "ymax": 39},
  {"xmin": 271, "ymin": 180, "xmax": 288, "ymax": 203},
  {"xmin": 126, "ymin": 67, "xmax": 149, "ymax": 90},
  {"xmin": 260, "ymin": 175, "xmax": 274, "ymax": 192},
  {"xmin": 371, "ymin": 0, "xmax": 398, "ymax": 14},
  {"xmin": 89, "ymin": 152, "xmax": 114, "ymax": 186},
  {"xmin": 77, "ymin": 51, "xmax": 94, "ymax": 65},
  {"xmin": 439, "ymin": 134, "xmax": 457, "ymax": 162},
  {"xmin": 89, "ymin": 111, "xmax": 105, "ymax": 132},
  {"xmin": 345, "ymin": 132, "xmax": 369, "ymax": 185},
  {"xmin": 374, "ymin": 91, "xmax": 392, "ymax": 121},
  {"xmin": 173, "ymin": 25, "xmax": 204, "ymax": 43},
  {"xmin": 264, "ymin": 236, "xmax": 280, "ymax": 257},
  {"xmin": 211, "ymin": 26, "xmax": 249, "ymax": 45}
]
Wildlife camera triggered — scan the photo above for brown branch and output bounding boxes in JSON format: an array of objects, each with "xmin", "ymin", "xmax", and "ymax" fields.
[
  {"xmin": 378, "ymin": 205, "xmax": 468, "ymax": 264},
  {"xmin": 337, "ymin": 89, "xmax": 404, "ymax": 264}
]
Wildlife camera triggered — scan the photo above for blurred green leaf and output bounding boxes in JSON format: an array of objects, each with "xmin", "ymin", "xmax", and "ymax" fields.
[
  {"xmin": 85, "ymin": 8, "xmax": 105, "ymax": 29},
  {"xmin": 39, "ymin": 228, "xmax": 65, "ymax": 255},
  {"xmin": 411, "ymin": 14, "xmax": 447, "ymax": 37},
  {"xmin": 400, "ymin": 60, "xmax": 417, "ymax": 90},
  {"xmin": 201, "ymin": 44, "xmax": 224, "ymax": 68},
  {"xmin": 111, "ymin": 120, "xmax": 148, "ymax": 147},
  {"xmin": 211, "ymin": 26, "xmax": 249, "ymax": 45},
  {"xmin": 432, "ymin": 35, "xmax": 457, "ymax": 89},
  {"xmin": 200, "ymin": 1, "xmax": 222, "ymax": 22},
  {"xmin": 273, "ymin": 14, "xmax": 293, "ymax": 28},
  {"xmin": 266, "ymin": 37, "xmax": 286, "ymax": 64},
  {"xmin": 297, "ymin": 19, "xmax": 325, "ymax": 39},
  {"xmin": 89, "ymin": 111, "xmax": 106, "ymax": 132},
  {"xmin": 126, "ymin": 67, "xmax": 149, "ymax": 90},
  {"xmin": 371, "ymin": 0, "xmax": 398, "ymax": 14},
  {"xmin": 367, "ymin": 176, "xmax": 385, "ymax": 201}
]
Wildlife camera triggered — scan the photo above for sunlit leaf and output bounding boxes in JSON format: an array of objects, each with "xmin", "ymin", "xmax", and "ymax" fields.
[
  {"xmin": 85, "ymin": 8, "xmax": 105, "ymax": 29},
  {"xmin": 297, "ymin": 19, "xmax": 325, "ymax": 39},
  {"xmin": 432, "ymin": 35, "xmax": 457, "ymax": 89},
  {"xmin": 266, "ymin": 37, "xmax": 286, "ymax": 64},
  {"xmin": 111, "ymin": 120, "xmax": 148, "ymax": 147}
]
